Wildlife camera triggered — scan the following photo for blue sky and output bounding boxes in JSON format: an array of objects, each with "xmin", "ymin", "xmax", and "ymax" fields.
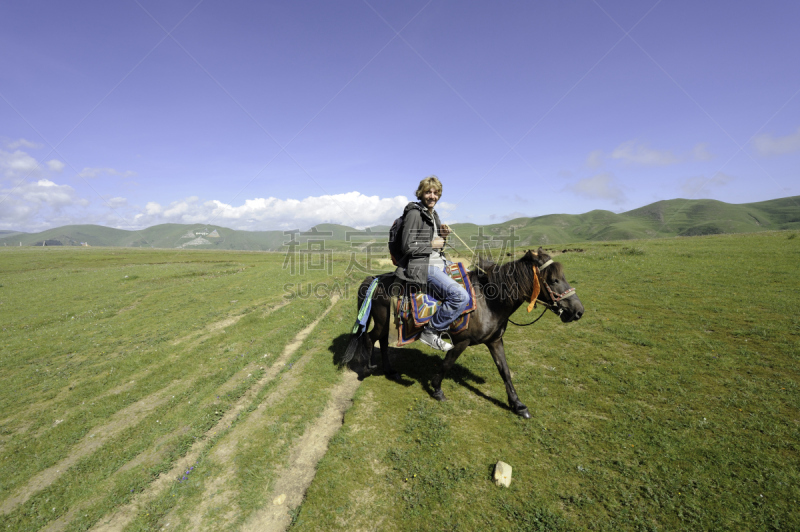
[{"xmin": 1, "ymin": 0, "xmax": 798, "ymax": 232}]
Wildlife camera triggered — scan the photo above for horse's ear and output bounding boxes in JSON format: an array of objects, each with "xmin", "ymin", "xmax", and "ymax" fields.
[
  {"xmin": 532, "ymin": 247, "xmax": 551, "ymax": 265},
  {"xmin": 523, "ymin": 249, "xmax": 537, "ymax": 262}
]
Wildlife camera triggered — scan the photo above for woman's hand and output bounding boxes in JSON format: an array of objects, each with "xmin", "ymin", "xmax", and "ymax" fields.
[
  {"xmin": 440, "ymin": 224, "xmax": 452, "ymax": 237},
  {"xmin": 431, "ymin": 236, "xmax": 445, "ymax": 249}
]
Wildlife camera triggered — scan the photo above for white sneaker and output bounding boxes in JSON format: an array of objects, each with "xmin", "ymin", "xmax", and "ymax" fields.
[{"xmin": 419, "ymin": 327, "xmax": 453, "ymax": 352}]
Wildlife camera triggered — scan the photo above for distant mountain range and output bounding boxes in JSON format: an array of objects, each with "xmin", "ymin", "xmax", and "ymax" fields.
[{"xmin": 2, "ymin": 196, "xmax": 798, "ymax": 251}]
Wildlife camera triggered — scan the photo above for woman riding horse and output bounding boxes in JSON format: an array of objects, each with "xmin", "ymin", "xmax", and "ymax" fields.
[
  {"xmin": 393, "ymin": 175, "xmax": 470, "ymax": 352},
  {"xmin": 347, "ymin": 246, "xmax": 585, "ymax": 418}
]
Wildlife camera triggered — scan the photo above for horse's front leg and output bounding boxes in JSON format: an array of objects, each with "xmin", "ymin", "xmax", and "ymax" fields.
[
  {"xmin": 430, "ymin": 341, "xmax": 469, "ymax": 401},
  {"xmin": 486, "ymin": 337, "xmax": 531, "ymax": 419}
]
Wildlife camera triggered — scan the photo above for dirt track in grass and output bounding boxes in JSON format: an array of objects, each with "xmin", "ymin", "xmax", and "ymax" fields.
[
  {"xmin": 241, "ymin": 370, "xmax": 360, "ymax": 532},
  {"xmin": 0, "ymin": 382, "xmax": 180, "ymax": 515},
  {"xmin": 91, "ymin": 295, "xmax": 341, "ymax": 532}
]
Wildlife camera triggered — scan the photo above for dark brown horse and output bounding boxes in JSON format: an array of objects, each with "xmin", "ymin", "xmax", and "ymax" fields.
[{"xmin": 343, "ymin": 248, "xmax": 584, "ymax": 418}]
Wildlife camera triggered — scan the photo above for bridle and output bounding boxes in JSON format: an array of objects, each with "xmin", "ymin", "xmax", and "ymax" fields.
[
  {"xmin": 509, "ymin": 259, "xmax": 577, "ymax": 326},
  {"xmin": 536, "ymin": 259, "xmax": 577, "ymax": 309}
]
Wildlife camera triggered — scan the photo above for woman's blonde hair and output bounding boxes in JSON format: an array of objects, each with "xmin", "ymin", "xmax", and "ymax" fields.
[{"xmin": 415, "ymin": 175, "xmax": 443, "ymax": 200}]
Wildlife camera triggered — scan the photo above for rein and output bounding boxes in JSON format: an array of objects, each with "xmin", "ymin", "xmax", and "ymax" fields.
[
  {"xmin": 444, "ymin": 231, "xmax": 488, "ymax": 274},
  {"xmin": 508, "ymin": 306, "xmax": 548, "ymax": 327}
]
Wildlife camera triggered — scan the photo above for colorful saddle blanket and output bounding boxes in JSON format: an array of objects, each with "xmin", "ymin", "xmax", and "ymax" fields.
[{"xmin": 391, "ymin": 262, "xmax": 477, "ymax": 347}]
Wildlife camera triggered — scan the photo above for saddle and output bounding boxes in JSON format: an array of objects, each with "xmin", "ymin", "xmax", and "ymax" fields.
[{"xmin": 389, "ymin": 262, "xmax": 477, "ymax": 347}]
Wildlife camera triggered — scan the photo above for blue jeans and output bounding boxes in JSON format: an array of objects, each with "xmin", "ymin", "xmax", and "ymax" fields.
[{"xmin": 426, "ymin": 265, "xmax": 469, "ymax": 331}]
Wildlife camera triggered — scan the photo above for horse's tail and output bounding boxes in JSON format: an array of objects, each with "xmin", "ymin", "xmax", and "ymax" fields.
[
  {"xmin": 342, "ymin": 331, "xmax": 363, "ymax": 366},
  {"xmin": 342, "ymin": 330, "xmax": 372, "ymax": 366},
  {"xmin": 342, "ymin": 276, "xmax": 378, "ymax": 365}
]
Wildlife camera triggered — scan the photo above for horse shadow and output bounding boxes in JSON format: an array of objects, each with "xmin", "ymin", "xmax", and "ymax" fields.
[{"xmin": 329, "ymin": 333, "xmax": 510, "ymax": 412}]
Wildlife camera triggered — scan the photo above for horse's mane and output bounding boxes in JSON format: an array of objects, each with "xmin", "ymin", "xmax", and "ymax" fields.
[{"xmin": 470, "ymin": 252, "xmax": 564, "ymax": 301}]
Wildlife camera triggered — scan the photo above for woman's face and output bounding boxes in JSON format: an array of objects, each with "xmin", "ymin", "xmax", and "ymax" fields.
[{"xmin": 421, "ymin": 188, "xmax": 440, "ymax": 210}]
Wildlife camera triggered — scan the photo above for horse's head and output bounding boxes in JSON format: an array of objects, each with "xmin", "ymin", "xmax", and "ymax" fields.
[{"xmin": 524, "ymin": 248, "xmax": 584, "ymax": 323}]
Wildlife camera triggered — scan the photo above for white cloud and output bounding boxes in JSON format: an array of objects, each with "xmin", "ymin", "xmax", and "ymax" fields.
[
  {"xmin": 691, "ymin": 142, "xmax": 714, "ymax": 161},
  {"xmin": 611, "ymin": 141, "xmax": 679, "ymax": 166},
  {"xmin": 585, "ymin": 149, "xmax": 604, "ymax": 169},
  {"xmin": 753, "ymin": 127, "xmax": 800, "ymax": 157},
  {"xmin": 132, "ymin": 192, "xmax": 412, "ymax": 231},
  {"xmin": 0, "ymin": 148, "xmax": 91, "ymax": 230},
  {"xmin": 21, "ymin": 179, "xmax": 86, "ymax": 207},
  {"xmin": 47, "ymin": 159, "xmax": 65, "ymax": 172},
  {"xmin": 6, "ymin": 138, "xmax": 43, "ymax": 150},
  {"xmin": 77, "ymin": 167, "xmax": 136, "ymax": 179},
  {"xmin": 435, "ymin": 201, "xmax": 456, "ymax": 214},
  {"xmin": 0, "ymin": 179, "xmax": 88, "ymax": 230},
  {"xmin": 0, "ymin": 190, "xmax": 432, "ymax": 234},
  {"xmin": 106, "ymin": 197, "xmax": 128, "ymax": 208},
  {"xmin": 0, "ymin": 149, "xmax": 41, "ymax": 179},
  {"xmin": 680, "ymin": 172, "xmax": 734, "ymax": 198},
  {"xmin": 164, "ymin": 196, "xmax": 199, "ymax": 218},
  {"xmin": 586, "ymin": 140, "xmax": 712, "ymax": 170},
  {"xmin": 567, "ymin": 173, "xmax": 626, "ymax": 205},
  {"xmin": 0, "ymin": 150, "xmax": 64, "ymax": 180}
]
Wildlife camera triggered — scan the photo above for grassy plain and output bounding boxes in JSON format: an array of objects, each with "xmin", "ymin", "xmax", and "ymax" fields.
[
  {"xmin": 295, "ymin": 231, "xmax": 800, "ymax": 531},
  {"xmin": 0, "ymin": 247, "xmax": 350, "ymax": 531},
  {"xmin": 0, "ymin": 231, "xmax": 798, "ymax": 531}
]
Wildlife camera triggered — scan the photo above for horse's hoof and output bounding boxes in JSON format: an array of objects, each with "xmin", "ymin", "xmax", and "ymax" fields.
[
  {"xmin": 514, "ymin": 405, "xmax": 531, "ymax": 419},
  {"xmin": 385, "ymin": 371, "xmax": 401, "ymax": 382},
  {"xmin": 432, "ymin": 389, "xmax": 447, "ymax": 402}
]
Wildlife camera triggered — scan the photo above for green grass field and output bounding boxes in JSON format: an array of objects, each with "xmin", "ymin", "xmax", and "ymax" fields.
[
  {"xmin": 1, "ymin": 232, "xmax": 798, "ymax": 531},
  {"xmin": 295, "ymin": 232, "xmax": 800, "ymax": 531},
  {"xmin": 0, "ymin": 247, "xmax": 348, "ymax": 531}
]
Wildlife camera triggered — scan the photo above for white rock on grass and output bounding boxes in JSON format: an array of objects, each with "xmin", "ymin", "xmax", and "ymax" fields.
[{"xmin": 494, "ymin": 461, "xmax": 512, "ymax": 487}]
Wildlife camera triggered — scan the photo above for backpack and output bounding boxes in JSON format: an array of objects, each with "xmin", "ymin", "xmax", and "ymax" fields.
[{"xmin": 388, "ymin": 214, "xmax": 405, "ymax": 265}]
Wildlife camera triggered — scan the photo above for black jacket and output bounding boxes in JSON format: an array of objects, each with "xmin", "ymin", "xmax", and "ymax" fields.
[{"xmin": 393, "ymin": 202, "xmax": 444, "ymax": 294}]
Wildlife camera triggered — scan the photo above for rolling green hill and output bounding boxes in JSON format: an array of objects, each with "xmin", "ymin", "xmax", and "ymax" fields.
[
  {"xmin": 448, "ymin": 196, "xmax": 800, "ymax": 249},
  {"xmin": 0, "ymin": 224, "xmax": 290, "ymax": 251},
  {"xmin": 2, "ymin": 195, "xmax": 798, "ymax": 250}
]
